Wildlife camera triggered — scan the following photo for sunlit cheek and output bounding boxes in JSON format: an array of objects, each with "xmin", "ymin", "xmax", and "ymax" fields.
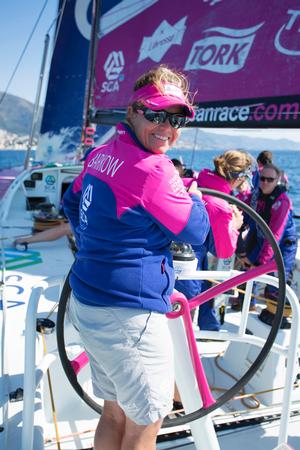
[{"xmin": 170, "ymin": 129, "xmax": 181, "ymax": 145}]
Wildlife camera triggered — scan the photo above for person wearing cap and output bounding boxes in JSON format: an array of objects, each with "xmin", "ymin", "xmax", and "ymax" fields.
[
  {"xmin": 250, "ymin": 150, "xmax": 273, "ymax": 191},
  {"xmin": 257, "ymin": 150, "xmax": 273, "ymax": 169},
  {"xmin": 63, "ymin": 65, "xmax": 210, "ymax": 450},
  {"xmin": 253, "ymin": 150, "xmax": 288, "ymax": 192},
  {"xmin": 176, "ymin": 150, "xmax": 252, "ymax": 330},
  {"xmin": 257, "ymin": 150, "xmax": 288, "ymax": 187}
]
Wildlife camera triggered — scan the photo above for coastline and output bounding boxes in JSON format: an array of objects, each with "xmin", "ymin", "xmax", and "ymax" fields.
[{"xmin": 0, "ymin": 148, "xmax": 29, "ymax": 151}]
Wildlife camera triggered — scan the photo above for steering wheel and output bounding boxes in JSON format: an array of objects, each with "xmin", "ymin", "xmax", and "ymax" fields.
[{"xmin": 56, "ymin": 189, "xmax": 286, "ymax": 427}]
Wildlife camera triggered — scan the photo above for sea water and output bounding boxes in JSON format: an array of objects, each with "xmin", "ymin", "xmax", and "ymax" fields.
[
  {"xmin": 169, "ymin": 149, "xmax": 300, "ymax": 217},
  {"xmin": 0, "ymin": 150, "xmax": 34, "ymax": 169}
]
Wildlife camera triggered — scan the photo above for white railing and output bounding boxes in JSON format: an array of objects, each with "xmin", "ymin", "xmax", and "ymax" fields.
[
  {"xmin": 0, "ymin": 169, "xmax": 31, "ymax": 223},
  {"xmin": 22, "ymin": 276, "xmax": 64, "ymax": 450}
]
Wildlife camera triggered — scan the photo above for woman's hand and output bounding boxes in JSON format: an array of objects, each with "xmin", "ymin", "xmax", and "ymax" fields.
[
  {"xmin": 188, "ymin": 181, "xmax": 202, "ymax": 199},
  {"xmin": 238, "ymin": 255, "xmax": 254, "ymax": 269}
]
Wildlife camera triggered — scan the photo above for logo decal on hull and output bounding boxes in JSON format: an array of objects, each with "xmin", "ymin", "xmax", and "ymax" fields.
[
  {"xmin": 1, "ymin": 274, "xmax": 25, "ymax": 310},
  {"xmin": 0, "ymin": 248, "xmax": 43, "ymax": 271}
]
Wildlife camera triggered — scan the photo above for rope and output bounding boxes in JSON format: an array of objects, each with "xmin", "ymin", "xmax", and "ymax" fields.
[
  {"xmin": 49, "ymin": 0, "xmax": 67, "ymax": 57},
  {"xmin": 212, "ymin": 356, "xmax": 300, "ymax": 409},
  {"xmin": 234, "ymin": 382, "xmax": 300, "ymax": 400},
  {"xmin": 46, "ymin": 303, "xmax": 59, "ymax": 320},
  {"xmin": 45, "ymin": 428, "xmax": 95, "ymax": 445},
  {"xmin": 0, "ymin": 0, "xmax": 49, "ymax": 105},
  {"xmin": 212, "ymin": 383, "xmax": 300, "ymax": 418},
  {"xmin": 207, "ymin": 278, "xmax": 269, "ymax": 302},
  {"xmin": 0, "ymin": 225, "xmax": 7, "ymax": 384},
  {"xmin": 213, "ymin": 353, "xmax": 261, "ymax": 409},
  {"xmin": 190, "ymin": 128, "xmax": 199, "ymax": 169},
  {"xmin": 207, "ymin": 278, "xmax": 292, "ymax": 317},
  {"xmin": 40, "ymin": 329, "xmax": 61, "ymax": 450}
]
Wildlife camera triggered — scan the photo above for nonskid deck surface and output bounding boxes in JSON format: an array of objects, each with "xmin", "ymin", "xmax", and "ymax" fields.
[
  {"xmin": 41, "ymin": 408, "xmax": 300, "ymax": 450},
  {"xmin": 39, "ymin": 392, "xmax": 300, "ymax": 450}
]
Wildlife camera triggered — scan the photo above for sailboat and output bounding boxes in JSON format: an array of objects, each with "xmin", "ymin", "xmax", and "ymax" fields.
[{"xmin": 0, "ymin": 1, "xmax": 300, "ymax": 449}]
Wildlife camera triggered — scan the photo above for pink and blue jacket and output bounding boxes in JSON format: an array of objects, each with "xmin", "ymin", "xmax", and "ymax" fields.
[
  {"xmin": 196, "ymin": 169, "xmax": 239, "ymax": 258},
  {"xmin": 63, "ymin": 123, "xmax": 209, "ymax": 313}
]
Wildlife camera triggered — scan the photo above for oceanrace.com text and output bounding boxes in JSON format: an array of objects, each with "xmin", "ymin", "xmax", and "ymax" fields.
[{"xmin": 194, "ymin": 101, "xmax": 300, "ymax": 124}]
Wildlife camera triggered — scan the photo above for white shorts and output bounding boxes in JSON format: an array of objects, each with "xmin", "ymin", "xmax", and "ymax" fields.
[{"xmin": 68, "ymin": 295, "xmax": 174, "ymax": 425}]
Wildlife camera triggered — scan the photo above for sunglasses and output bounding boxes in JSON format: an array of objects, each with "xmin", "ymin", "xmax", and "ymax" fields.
[
  {"xmin": 260, "ymin": 176, "xmax": 277, "ymax": 183},
  {"xmin": 228, "ymin": 170, "xmax": 251, "ymax": 180},
  {"xmin": 135, "ymin": 106, "xmax": 188, "ymax": 129}
]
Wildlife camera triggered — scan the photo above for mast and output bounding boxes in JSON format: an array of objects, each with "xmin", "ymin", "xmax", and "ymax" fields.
[
  {"xmin": 24, "ymin": 33, "xmax": 50, "ymax": 169},
  {"xmin": 80, "ymin": 0, "xmax": 102, "ymax": 156}
]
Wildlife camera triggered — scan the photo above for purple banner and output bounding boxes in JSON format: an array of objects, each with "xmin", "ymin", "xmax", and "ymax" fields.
[
  {"xmin": 94, "ymin": 0, "xmax": 300, "ymax": 118},
  {"xmin": 191, "ymin": 95, "xmax": 300, "ymax": 128}
]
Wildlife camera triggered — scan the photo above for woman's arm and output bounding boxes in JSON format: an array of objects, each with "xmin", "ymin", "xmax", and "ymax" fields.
[
  {"xmin": 205, "ymin": 199, "xmax": 242, "ymax": 259},
  {"xmin": 14, "ymin": 223, "xmax": 71, "ymax": 246},
  {"xmin": 142, "ymin": 163, "xmax": 210, "ymax": 246}
]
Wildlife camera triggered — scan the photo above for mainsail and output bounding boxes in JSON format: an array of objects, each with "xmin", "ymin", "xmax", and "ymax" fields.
[{"xmin": 37, "ymin": 0, "xmax": 158, "ymax": 163}]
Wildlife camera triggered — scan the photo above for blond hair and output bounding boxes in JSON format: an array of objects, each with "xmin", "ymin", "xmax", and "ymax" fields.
[
  {"xmin": 214, "ymin": 150, "xmax": 252, "ymax": 179},
  {"xmin": 133, "ymin": 65, "xmax": 193, "ymax": 107}
]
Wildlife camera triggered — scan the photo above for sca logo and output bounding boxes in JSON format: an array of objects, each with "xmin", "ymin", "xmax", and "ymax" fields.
[
  {"xmin": 80, "ymin": 184, "xmax": 93, "ymax": 230},
  {"xmin": 101, "ymin": 51, "xmax": 125, "ymax": 93},
  {"xmin": 45, "ymin": 175, "xmax": 56, "ymax": 185}
]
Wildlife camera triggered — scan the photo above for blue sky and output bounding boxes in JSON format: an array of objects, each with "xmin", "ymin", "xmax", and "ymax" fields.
[{"xmin": 0, "ymin": 0, "xmax": 58, "ymax": 103}]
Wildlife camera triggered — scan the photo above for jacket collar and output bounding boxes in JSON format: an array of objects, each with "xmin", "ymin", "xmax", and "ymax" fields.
[
  {"xmin": 116, "ymin": 122, "xmax": 153, "ymax": 153},
  {"xmin": 197, "ymin": 168, "xmax": 232, "ymax": 194}
]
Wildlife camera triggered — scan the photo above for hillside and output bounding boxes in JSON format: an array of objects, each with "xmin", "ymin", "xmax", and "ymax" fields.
[
  {"xmin": 176, "ymin": 128, "xmax": 300, "ymax": 152},
  {"xmin": 0, "ymin": 92, "xmax": 299, "ymax": 152},
  {"xmin": 0, "ymin": 92, "xmax": 42, "ymax": 136}
]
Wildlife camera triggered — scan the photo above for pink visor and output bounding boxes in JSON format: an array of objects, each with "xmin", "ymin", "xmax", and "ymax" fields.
[{"xmin": 130, "ymin": 83, "xmax": 195, "ymax": 118}]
